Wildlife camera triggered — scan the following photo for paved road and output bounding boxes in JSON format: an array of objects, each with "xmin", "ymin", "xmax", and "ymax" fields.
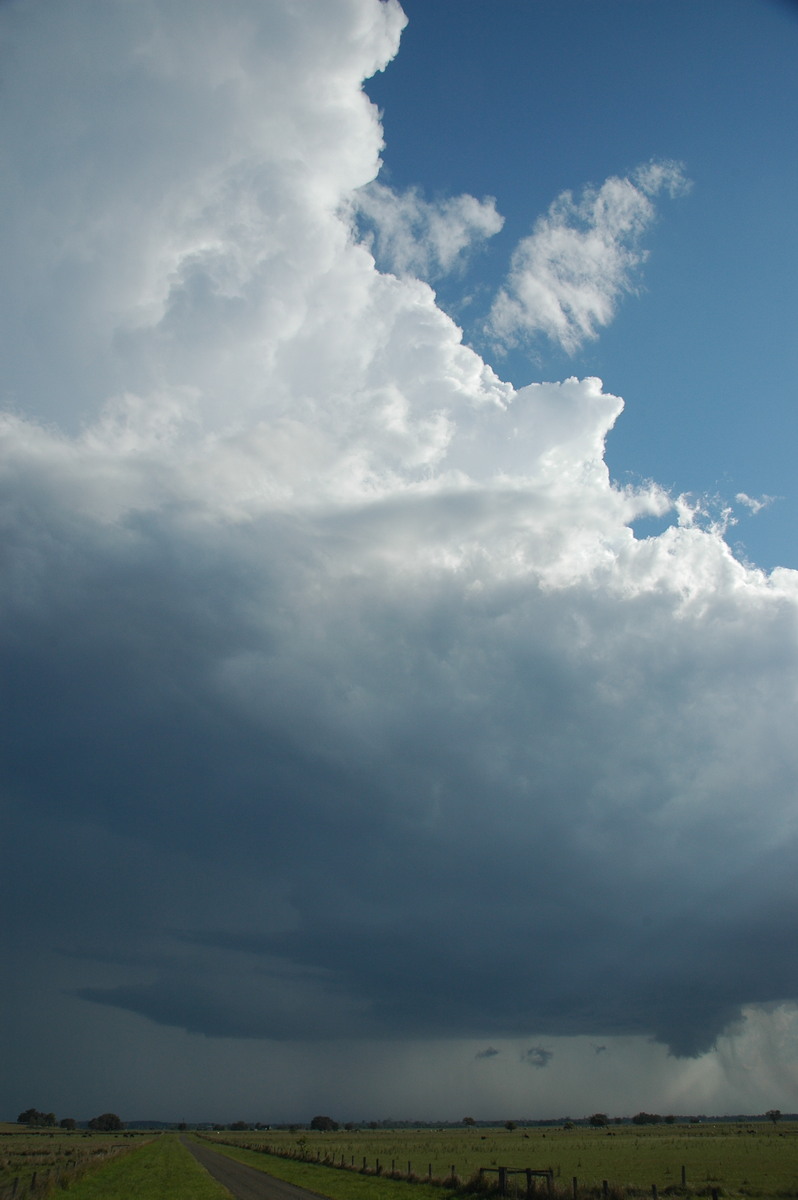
[{"xmin": 181, "ymin": 1138, "xmax": 328, "ymax": 1200}]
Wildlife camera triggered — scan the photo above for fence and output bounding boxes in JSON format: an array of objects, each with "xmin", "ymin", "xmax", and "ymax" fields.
[{"xmin": 480, "ymin": 1167, "xmax": 554, "ymax": 1197}]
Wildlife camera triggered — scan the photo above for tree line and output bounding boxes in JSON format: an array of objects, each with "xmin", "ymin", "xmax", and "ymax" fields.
[{"xmin": 17, "ymin": 1108, "xmax": 123, "ymax": 1131}]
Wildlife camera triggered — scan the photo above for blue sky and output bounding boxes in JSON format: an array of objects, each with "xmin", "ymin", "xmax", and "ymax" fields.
[
  {"xmin": 2, "ymin": 0, "xmax": 798, "ymax": 1126},
  {"xmin": 365, "ymin": 0, "xmax": 798, "ymax": 571}
]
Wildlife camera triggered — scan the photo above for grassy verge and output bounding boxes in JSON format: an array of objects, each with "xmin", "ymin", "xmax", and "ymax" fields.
[
  {"xmin": 191, "ymin": 1138, "xmax": 461, "ymax": 1200},
  {"xmin": 62, "ymin": 1134, "xmax": 232, "ymax": 1199}
]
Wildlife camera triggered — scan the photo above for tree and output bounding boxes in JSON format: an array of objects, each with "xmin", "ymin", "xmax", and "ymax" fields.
[
  {"xmin": 589, "ymin": 1113, "xmax": 609, "ymax": 1127},
  {"xmin": 60, "ymin": 1118, "xmax": 76, "ymax": 1130},
  {"xmin": 505, "ymin": 1121, "xmax": 516, "ymax": 1131},
  {"xmin": 632, "ymin": 1112, "xmax": 661, "ymax": 1126},
  {"xmin": 310, "ymin": 1115, "xmax": 338, "ymax": 1131},
  {"xmin": 17, "ymin": 1109, "xmax": 56, "ymax": 1127},
  {"xmin": 462, "ymin": 1117, "xmax": 476, "ymax": 1126},
  {"xmin": 88, "ymin": 1113, "xmax": 123, "ymax": 1131},
  {"xmin": 766, "ymin": 1109, "xmax": 782, "ymax": 1127}
]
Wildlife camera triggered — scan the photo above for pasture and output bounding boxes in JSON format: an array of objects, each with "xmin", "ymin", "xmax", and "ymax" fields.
[
  {"xmin": 0, "ymin": 1132, "xmax": 230, "ymax": 1200},
  {"xmin": 202, "ymin": 1121, "xmax": 798, "ymax": 1198},
  {"xmin": 0, "ymin": 1128, "xmax": 143, "ymax": 1197}
]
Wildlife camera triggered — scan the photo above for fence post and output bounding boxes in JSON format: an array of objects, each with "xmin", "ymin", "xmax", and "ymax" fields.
[
  {"xmin": 652, "ymin": 1186, "xmax": 658, "ymax": 1200},
  {"xmin": 572, "ymin": 1177, "xmax": 578, "ymax": 1199},
  {"xmin": 499, "ymin": 1166, "xmax": 508, "ymax": 1196},
  {"xmin": 526, "ymin": 1168, "xmax": 534, "ymax": 1196},
  {"xmin": 408, "ymin": 1162, "xmax": 412, "ymax": 1177},
  {"xmin": 428, "ymin": 1164, "xmax": 432, "ymax": 1179},
  {"xmin": 602, "ymin": 1181, "xmax": 608, "ymax": 1198},
  {"xmin": 681, "ymin": 1166, "xmax": 686, "ymax": 1187},
  {"xmin": 547, "ymin": 1169, "xmax": 553, "ymax": 1195}
]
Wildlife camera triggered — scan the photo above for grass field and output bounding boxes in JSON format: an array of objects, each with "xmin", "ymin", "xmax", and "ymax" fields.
[
  {"xmin": 200, "ymin": 1122, "xmax": 798, "ymax": 1198},
  {"xmin": 0, "ymin": 1129, "xmax": 147, "ymax": 1195},
  {"xmin": 61, "ymin": 1135, "xmax": 232, "ymax": 1200},
  {"xmin": 2, "ymin": 1123, "xmax": 796, "ymax": 1199},
  {"xmin": 191, "ymin": 1137, "xmax": 460, "ymax": 1200},
  {"xmin": 0, "ymin": 1133, "xmax": 232, "ymax": 1200}
]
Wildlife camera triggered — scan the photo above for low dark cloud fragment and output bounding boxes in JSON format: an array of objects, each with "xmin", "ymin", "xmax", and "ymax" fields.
[
  {"xmin": 594, "ymin": 1044, "xmax": 607, "ymax": 1055},
  {"xmin": 523, "ymin": 1047, "xmax": 553, "ymax": 1068},
  {"xmin": 476, "ymin": 1046, "xmax": 500, "ymax": 1059}
]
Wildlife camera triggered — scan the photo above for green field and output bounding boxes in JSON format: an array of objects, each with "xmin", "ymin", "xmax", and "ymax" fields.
[
  {"xmin": 0, "ymin": 1129, "xmax": 146, "ymax": 1194},
  {"xmin": 200, "ymin": 1122, "xmax": 798, "ymax": 1198},
  {"xmin": 3, "ymin": 1123, "xmax": 797, "ymax": 1199},
  {"xmin": 0, "ymin": 1133, "xmax": 232, "ymax": 1199},
  {"xmin": 62, "ymin": 1135, "xmax": 232, "ymax": 1200},
  {"xmin": 194, "ymin": 1137, "xmax": 460, "ymax": 1200}
]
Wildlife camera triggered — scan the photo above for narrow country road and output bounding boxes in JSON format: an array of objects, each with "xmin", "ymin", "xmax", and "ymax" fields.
[{"xmin": 181, "ymin": 1138, "xmax": 329, "ymax": 1200}]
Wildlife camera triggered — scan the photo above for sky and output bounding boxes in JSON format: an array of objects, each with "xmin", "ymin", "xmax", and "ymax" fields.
[{"xmin": 2, "ymin": 0, "xmax": 798, "ymax": 1126}]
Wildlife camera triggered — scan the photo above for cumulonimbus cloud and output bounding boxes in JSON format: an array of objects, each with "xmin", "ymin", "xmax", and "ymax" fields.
[{"xmin": 1, "ymin": 0, "xmax": 798, "ymax": 1086}]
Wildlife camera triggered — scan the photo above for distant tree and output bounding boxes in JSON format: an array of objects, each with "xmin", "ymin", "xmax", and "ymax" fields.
[
  {"xmin": 589, "ymin": 1113, "xmax": 609, "ymax": 1127},
  {"xmin": 766, "ymin": 1109, "xmax": 782, "ymax": 1127},
  {"xmin": 178, "ymin": 1122, "xmax": 187, "ymax": 1131},
  {"xmin": 17, "ymin": 1109, "xmax": 56, "ymax": 1128},
  {"xmin": 664, "ymin": 1116, "xmax": 675, "ymax": 1125},
  {"xmin": 563, "ymin": 1121, "xmax": 575, "ymax": 1130},
  {"xmin": 505, "ymin": 1121, "xmax": 516, "ymax": 1131},
  {"xmin": 59, "ymin": 1118, "xmax": 76, "ymax": 1130},
  {"xmin": 230, "ymin": 1121, "xmax": 250, "ymax": 1131},
  {"xmin": 368, "ymin": 1121, "xmax": 379, "ymax": 1129},
  {"xmin": 87, "ymin": 1113, "xmax": 123, "ymax": 1131},
  {"xmin": 344, "ymin": 1122, "xmax": 357, "ymax": 1131},
  {"xmin": 632, "ymin": 1112, "xmax": 661, "ymax": 1126},
  {"xmin": 463, "ymin": 1117, "xmax": 476, "ymax": 1126},
  {"xmin": 310, "ymin": 1115, "xmax": 338, "ymax": 1131}
]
